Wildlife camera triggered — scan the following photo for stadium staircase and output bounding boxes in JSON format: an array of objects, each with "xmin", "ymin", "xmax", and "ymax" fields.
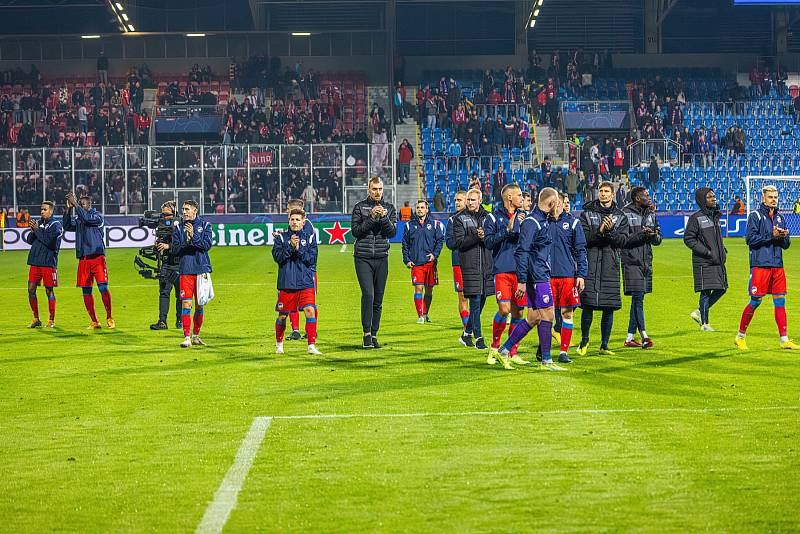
[
  {"xmin": 535, "ymin": 124, "xmax": 563, "ymax": 164},
  {"xmin": 144, "ymin": 88, "xmax": 158, "ymax": 145},
  {"xmin": 395, "ymin": 120, "xmax": 420, "ymax": 206}
]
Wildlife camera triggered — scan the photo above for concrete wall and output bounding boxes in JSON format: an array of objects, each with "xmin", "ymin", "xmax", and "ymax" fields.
[
  {"xmin": 0, "ymin": 56, "xmax": 388, "ymax": 81},
  {"xmin": 5, "ymin": 52, "xmax": 800, "ymax": 85}
]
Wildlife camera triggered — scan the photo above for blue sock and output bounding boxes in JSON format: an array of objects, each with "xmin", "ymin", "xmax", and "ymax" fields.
[
  {"xmin": 538, "ymin": 320, "xmax": 553, "ymax": 361},
  {"xmin": 501, "ymin": 320, "xmax": 532, "ymax": 353}
]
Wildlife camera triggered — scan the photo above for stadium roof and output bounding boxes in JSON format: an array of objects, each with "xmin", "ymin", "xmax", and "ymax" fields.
[{"xmin": 0, "ymin": 0, "xmax": 255, "ymax": 35}]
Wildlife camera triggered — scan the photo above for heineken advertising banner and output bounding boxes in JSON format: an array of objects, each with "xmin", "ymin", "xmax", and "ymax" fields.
[
  {"xmin": 0, "ymin": 220, "xmax": 356, "ymax": 251},
  {"xmin": 0, "ymin": 214, "xmax": 771, "ymax": 251}
]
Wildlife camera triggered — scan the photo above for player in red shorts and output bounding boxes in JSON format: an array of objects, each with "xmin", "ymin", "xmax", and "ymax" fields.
[
  {"xmin": 483, "ymin": 183, "xmax": 529, "ymax": 363},
  {"xmin": 272, "ymin": 208, "xmax": 320, "ymax": 355},
  {"xmin": 402, "ymin": 200, "xmax": 444, "ymax": 323},
  {"xmin": 63, "ymin": 192, "xmax": 114, "ymax": 329},
  {"xmin": 24, "ymin": 201, "xmax": 64, "ymax": 328},
  {"xmin": 735, "ymin": 185, "xmax": 798, "ymax": 350},
  {"xmin": 171, "ymin": 200, "xmax": 214, "ymax": 348},
  {"xmin": 445, "ymin": 191, "xmax": 471, "ymax": 339},
  {"xmin": 277, "ymin": 199, "xmax": 319, "ymax": 341},
  {"xmin": 544, "ymin": 192, "xmax": 587, "ymax": 363}
]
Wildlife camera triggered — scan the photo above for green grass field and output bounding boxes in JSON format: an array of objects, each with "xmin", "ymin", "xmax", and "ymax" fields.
[{"xmin": 2, "ymin": 238, "xmax": 800, "ymax": 533}]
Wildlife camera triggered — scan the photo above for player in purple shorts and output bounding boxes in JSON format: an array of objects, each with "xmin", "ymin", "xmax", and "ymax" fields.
[{"xmin": 489, "ymin": 187, "xmax": 565, "ymax": 371}]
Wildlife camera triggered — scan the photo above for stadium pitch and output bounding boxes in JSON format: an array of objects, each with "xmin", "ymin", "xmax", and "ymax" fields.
[{"xmin": 2, "ymin": 239, "xmax": 800, "ymax": 532}]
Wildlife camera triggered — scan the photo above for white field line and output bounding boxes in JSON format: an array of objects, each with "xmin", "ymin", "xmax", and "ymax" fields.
[
  {"xmin": 195, "ymin": 416, "xmax": 272, "ymax": 534},
  {"xmin": 198, "ymin": 405, "xmax": 800, "ymax": 531},
  {"xmin": 339, "ymin": 244, "xmax": 348, "ymax": 252},
  {"xmin": 271, "ymin": 405, "xmax": 800, "ymax": 420}
]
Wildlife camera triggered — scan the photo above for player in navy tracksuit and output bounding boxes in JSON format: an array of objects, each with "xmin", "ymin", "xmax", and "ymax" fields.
[
  {"xmin": 273, "ymin": 208, "xmax": 320, "ymax": 355},
  {"xmin": 445, "ymin": 191, "xmax": 471, "ymax": 334},
  {"xmin": 171, "ymin": 200, "xmax": 213, "ymax": 348},
  {"xmin": 281, "ymin": 198, "xmax": 319, "ymax": 341},
  {"xmin": 63, "ymin": 192, "xmax": 114, "ymax": 329},
  {"xmin": 483, "ymin": 183, "xmax": 528, "ymax": 361},
  {"xmin": 545, "ymin": 193, "xmax": 588, "ymax": 363},
  {"xmin": 25, "ymin": 200, "xmax": 63, "ymax": 328},
  {"xmin": 491, "ymin": 187, "xmax": 565, "ymax": 371},
  {"xmin": 735, "ymin": 184, "xmax": 797, "ymax": 350},
  {"xmin": 402, "ymin": 200, "xmax": 444, "ymax": 323}
]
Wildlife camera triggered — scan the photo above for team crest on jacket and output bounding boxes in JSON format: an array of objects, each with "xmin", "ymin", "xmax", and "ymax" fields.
[
  {"xmin": 562, "ymin": 222, "xmax": 569, "ymax": 230},
  {"xmin": 301, "ymin": 239, "xmax": 307, "ymax": 246},
  {"xmin": 426, "ymin": 224, "xmax": 431, "ymax": 230}
]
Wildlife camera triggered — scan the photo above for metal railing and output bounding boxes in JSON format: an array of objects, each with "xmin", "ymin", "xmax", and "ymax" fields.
[
  {"xmin": 685, "ymin": 100, "xmax": 794, "ymax": 119},
  {"xmin": 550, "ymin": 140, "xmax": 580, "ymax": 165},
  {"xmin": 628, "ymin": 139, "xmax": 682, "ymax": 168},
  {"xmin": 155, "ymin": 105, "xmax": 226, "ymax": 118},
  {"xmin": 0, "ymin": 143, "xmax": 396, "ymax": 216},
  {"xmin": 560, "ymin": 100, "xmax": 631, "ymax": 113}
]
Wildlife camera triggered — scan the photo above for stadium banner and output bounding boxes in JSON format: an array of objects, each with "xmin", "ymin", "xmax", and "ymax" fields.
[
  {"xmin": 248, "ymin": 150, "xmax": 275, "ymax": 167},
  {"xmin": 0, "ymin": 215, "xmax": 765, "ymax": 250}
]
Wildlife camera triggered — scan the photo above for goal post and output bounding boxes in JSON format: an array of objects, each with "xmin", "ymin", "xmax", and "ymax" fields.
[{"xmin": 745, "ymin": 175, "xmax": 800, "ymax": 236}]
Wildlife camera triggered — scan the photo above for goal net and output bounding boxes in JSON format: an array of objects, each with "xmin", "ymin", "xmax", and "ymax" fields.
[{"xmin": 745, "ymin": 175, "xmax": 800, "ymax": 236}]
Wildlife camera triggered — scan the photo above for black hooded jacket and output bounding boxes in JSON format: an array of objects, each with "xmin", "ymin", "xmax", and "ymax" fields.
[
  {"xmin": 621, "ymin": 201, "xmax": 662, "ymax": 295},
  {"xmin": 683, "ymin": 187, "xmax": 728, "ymax": 292}
]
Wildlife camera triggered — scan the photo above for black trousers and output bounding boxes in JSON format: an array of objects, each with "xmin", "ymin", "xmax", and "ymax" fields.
[
  {"xmin": 158, "ymin": 268, "xmax": 181, "ymax": 324},
  {"xmin": 354, "ymin": 256, "xmax": 389, "ymax": 335}
]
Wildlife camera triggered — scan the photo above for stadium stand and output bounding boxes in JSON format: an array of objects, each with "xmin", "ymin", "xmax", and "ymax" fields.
[{"xmin": 413, "ymin": 60, "xmax": 800, "ymax": 213}]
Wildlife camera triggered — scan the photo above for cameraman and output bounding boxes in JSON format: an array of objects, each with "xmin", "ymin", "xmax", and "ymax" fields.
[{"xmin": 150, "ymin": 201, "xmax": 182, "ymax": 330}]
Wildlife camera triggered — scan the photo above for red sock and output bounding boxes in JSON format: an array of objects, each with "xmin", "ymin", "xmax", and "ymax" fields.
[
  {"xmin": 28, "ymin": 294, "xmax": 39, "ymax": 320},
  {"xmin": 459, "ymin": 309, "xmax": 470, "ymax": 330},
  {"xmin": 560, "ymin": 320, "xmax": 574, "ymax": 353},
  {"xmin": 100, "ymin": 289, "xmax": 112, "ymax": 319},
  {"xmin": 193, "ymin": 310, "xmax": 204, "ymax": 335},
  {"xmin": 275, "ymin": 317, "xmax": 287, "ymax": 342},
  {"xmin": 182, "ymin": 310, "xmax": 191, "ymax": 336},
  {"xmin": 775, "ymin": 305, "xmax": 788, "ymax": 338},
  {"xmin": 48, "ymin": 295, "xmax": 56, "ymax": 321},
  {"xmin": 739, "ymin": 302, "xmax": 758, "ymax": 335},
  {"xmin": 491, "ymin": 313, "xmax": 507, "ymax": 349},
  {"xmin": 306, "ymin": 318, "xmax": 318, "ymax": 344},
  {"xmin": 83, "ymin": 294, "xmax": 98, "ymax": 322},
  {"xmin": 289, "ymin": 311, "xmax": 300, "ymax": 331},
  {"xmin": 414, "ymin": 292, "xmax": 424, "ymax": 317}
]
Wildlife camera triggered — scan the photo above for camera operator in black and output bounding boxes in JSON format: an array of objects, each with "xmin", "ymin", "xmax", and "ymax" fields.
[{"xmin": 149, "ymin": 201, "xmax": 182, "ymax": 330}]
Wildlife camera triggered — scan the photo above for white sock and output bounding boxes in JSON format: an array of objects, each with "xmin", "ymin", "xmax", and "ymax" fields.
[
  {"xmin": 626, "ymin": 333, "xmax": 634, "ymax": 342},
  {"xmin": 781, "ymin": 336, "xmax": 789, "ymax": 343},
  {"xmin": 737, "ymin": 332, "xmax": 746, "ymax": 338},
  {"xmin": 641, "ymin": 331, "xmax": 648, "ymax": 339}
]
